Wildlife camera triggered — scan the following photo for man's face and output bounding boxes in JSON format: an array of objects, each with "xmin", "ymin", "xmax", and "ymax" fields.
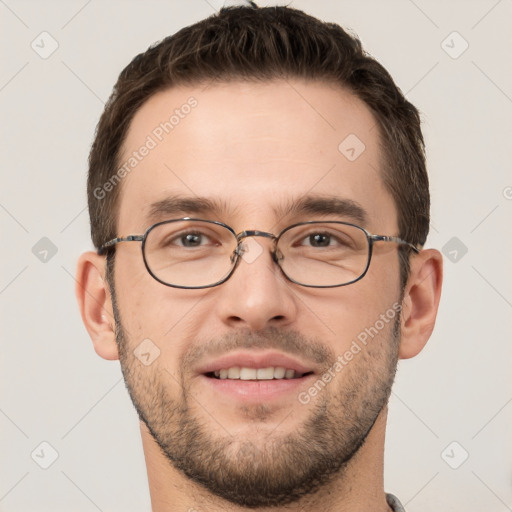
[{"xmin": 111, "ymin": 80, "xmax": 403, "ymax": 507}]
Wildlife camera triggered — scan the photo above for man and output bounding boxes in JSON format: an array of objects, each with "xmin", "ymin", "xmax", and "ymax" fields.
[{"xmin": 76, "ymin": 3, "xmax": 442, "ymax": 511}]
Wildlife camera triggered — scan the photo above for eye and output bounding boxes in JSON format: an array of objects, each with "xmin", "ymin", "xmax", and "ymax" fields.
[
  {"xmin": 149, "ymin": 221, "xmax": 232, "ymax": 255},
  {"xmin": 158, "ymin": 230, "xmax": 216, "ymax": 249},
  {"xmin": 300, "ymin": 232, "xmax": 349, "ymax": 248},
  {"xmin": 169, "ymin": 230, "xmax": 220, "ymax": 248},
  {"xmin": 176, "ymin": 232, "xmax": 209, "ymax": 247},
  {"xmin": 304, "ymin": 233, "xmax": 334, "ymax": 247}
]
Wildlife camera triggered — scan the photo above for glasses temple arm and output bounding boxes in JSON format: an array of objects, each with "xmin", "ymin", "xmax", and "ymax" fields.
[
  {"xmin": 370, "ymin": 235, "xmax": 421, "ymax": 254},
  {"xmin": 98, "ymin": 235, "xmax": 144, "ymax": 255}
]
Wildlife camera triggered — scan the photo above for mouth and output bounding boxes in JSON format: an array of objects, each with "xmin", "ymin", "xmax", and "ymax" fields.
[
  {"xmin": 197, "ymin": 351, "xmax": 317, "ymax": 401},
  {"xmin": 205, "ymin": 367, "xmax": 314, "ymax": 380}
]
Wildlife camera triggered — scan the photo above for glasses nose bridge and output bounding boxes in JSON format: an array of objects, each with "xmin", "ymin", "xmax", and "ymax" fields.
[
  {"xmin": 234, "ymin": 229, "xmax": 280, "ymax": 262},
  {"xmin": 236, "ymin": 229, "xmax": 277, "ymax": 243}
]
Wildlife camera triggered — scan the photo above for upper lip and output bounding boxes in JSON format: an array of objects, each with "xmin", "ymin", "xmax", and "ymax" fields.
[{"xmin": 196, "ymin": 350, "xmax": 316, "ymax": 375}]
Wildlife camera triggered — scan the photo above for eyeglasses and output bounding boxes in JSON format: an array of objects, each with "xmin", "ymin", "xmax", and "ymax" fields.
[{"xmin": 98, "ymin": 218, "xmax": 419, "ymax": 289}]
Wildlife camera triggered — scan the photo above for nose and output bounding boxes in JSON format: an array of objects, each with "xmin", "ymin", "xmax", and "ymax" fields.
[{"xmin": 216, "ymin": 236, "xmax": 298, "ymax": 331}]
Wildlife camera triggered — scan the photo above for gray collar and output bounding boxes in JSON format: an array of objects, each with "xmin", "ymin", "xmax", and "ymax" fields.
[{"xmin": 386, "ymin": 493, "xmax": 406, "ymax": 512}]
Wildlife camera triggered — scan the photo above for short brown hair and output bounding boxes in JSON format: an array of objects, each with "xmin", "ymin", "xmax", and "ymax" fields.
[{"xmin": 88, "ymin": 4, "xmax": 429, "ymax": 286}]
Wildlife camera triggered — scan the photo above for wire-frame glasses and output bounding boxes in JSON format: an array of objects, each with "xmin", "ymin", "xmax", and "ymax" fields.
[{"xmin": 98, "ymin": 218, "xmax": 420, "ymax": 289}]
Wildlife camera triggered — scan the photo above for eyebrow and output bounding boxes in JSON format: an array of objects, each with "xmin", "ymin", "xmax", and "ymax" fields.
[
  {"xmin": 146, "ymin": 195, "xmax": 236, "ymax": 224},
  {"xmin": 277, "ymin": 195, "xmax": 368, "ymax": 225},
  {"xmin": 145, "ymin": 194, "xmax": 368, "ymax": 226}
]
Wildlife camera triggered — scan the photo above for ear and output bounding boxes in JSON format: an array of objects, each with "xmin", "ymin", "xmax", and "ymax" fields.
[
  {"xmin": 75, "ymin": 251, "xmax": 119, "ymax": 360},
  {"xmin": 399, "ymin": 248, "xmax": 443, "ymax": 359}
]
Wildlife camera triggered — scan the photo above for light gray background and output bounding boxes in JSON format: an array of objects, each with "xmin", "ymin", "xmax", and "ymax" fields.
[{"xmin": 1, "ymin": 0, "xmax": 511, "ymax": 511}]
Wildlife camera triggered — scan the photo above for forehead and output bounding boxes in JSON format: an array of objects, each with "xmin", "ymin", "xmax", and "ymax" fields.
[{"xmin": 116, "ymin": 79, "xmax": 397, "ymax": 233}]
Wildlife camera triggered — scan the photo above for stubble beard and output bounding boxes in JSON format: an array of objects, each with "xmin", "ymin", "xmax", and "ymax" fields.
[{"xmin": 110, "ymin": 284, "xmax": 401, "ymax": 508}]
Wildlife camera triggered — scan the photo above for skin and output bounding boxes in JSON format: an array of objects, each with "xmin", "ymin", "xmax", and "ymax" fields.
[{"xmin": 76, "ymin": 79, "xmax": 443, "ymax": 511}]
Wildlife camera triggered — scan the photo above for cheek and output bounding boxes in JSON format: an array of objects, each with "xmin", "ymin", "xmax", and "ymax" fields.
[
  {"xmin": 305, "ymin": 256, "xmax": 401, "ymax": 354},
  {"xmin": 114, "ymin": 262, "xmax": 213, "ymax": 370},
  {"xmin": 364, "ymin": 246, "xmax": 402, "ymax": 297},
  {"xmin": 114, "ymin": 259, "xmax": 153, "ymax": 339}
]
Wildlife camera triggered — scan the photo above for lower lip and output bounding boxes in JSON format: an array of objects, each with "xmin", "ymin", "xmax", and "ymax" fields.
[{"xmin": 199, "ymin": 374, "xmax": 314, "ymax": 401}]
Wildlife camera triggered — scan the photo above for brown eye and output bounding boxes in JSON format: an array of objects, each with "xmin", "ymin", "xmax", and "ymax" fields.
[
  {"xmin": 308, "ymin": 233, "xmax": 332, "ymax": 247},
  {"xmin": 179, "ymin": 232, "xmax": 205, "ymax": 247}
]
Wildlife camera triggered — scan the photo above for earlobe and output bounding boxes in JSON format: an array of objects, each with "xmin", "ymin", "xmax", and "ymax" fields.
[
  {"xmin": 399, "ymin": 249, "xmax": 443, "ymax": 359},
  {"xmin": 75, "ymin": 252, "xmax": 119, "ymax": 361}
]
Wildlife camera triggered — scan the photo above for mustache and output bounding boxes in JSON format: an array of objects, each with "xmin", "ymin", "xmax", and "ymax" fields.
[{"xmin": 182, "ymin": 326, "xmax": 335, "ymax": 372}]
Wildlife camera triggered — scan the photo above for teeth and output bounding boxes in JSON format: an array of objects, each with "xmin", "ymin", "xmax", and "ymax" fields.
[
  {"xmin": 212, "ymin": 366, "xmax": 301, "ymax": 380},
  {"xmin": 273, "ymin": 366, "xmax": 286, "ymax": 379},
  {"xmin": 256, "ymin": 367, "xmax": 274, "ymax": 379},
  {"xmin": 285, "ymin": 369, "xmax": 295, "ymax": 379},
  {"xmin": 240, "ymin": 368, "xmax": 257, "ymax": 380},
  {"xmin": 227, "ymin": 367, "xmax": 240, "ymax": 379}
]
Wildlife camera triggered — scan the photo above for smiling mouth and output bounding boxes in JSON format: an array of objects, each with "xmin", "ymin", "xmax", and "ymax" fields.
[{"xmin": 205, "ymin": 366, "xmax": 314, "ymax": 380}]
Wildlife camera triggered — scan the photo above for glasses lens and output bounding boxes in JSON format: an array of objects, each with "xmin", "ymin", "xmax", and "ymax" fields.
[
  {"xmin": 277, "ymin": 222, "xmax": 369, "ymax": 286},
  {"xmin": 144, "ymin": 220, "xmax": 237, "ymax": 288}
]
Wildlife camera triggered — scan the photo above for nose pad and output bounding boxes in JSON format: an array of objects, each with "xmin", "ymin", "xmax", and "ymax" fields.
[
  {"xmin": 272, "ymin": 247, "xmax": 284, "ymax": 263},
  {"xmin": 231, "ymin": 239, "xmax": 281, "ymax": 267},
  {"xmin": 230, "ymin": 245, "xmax": 243, "ymax": 264},
  {"xmin": 239, "ymin": 238, "xmax": 265, "ymax": 264},
  {"xmin": 231, "ymin": 240, "xmax": 262, "ymax": 264}
]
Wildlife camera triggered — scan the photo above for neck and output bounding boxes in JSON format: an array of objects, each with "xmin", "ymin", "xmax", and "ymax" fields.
[{"xmin": 141, "ymin": 407, "xmax": 393, "ymax": 512}]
